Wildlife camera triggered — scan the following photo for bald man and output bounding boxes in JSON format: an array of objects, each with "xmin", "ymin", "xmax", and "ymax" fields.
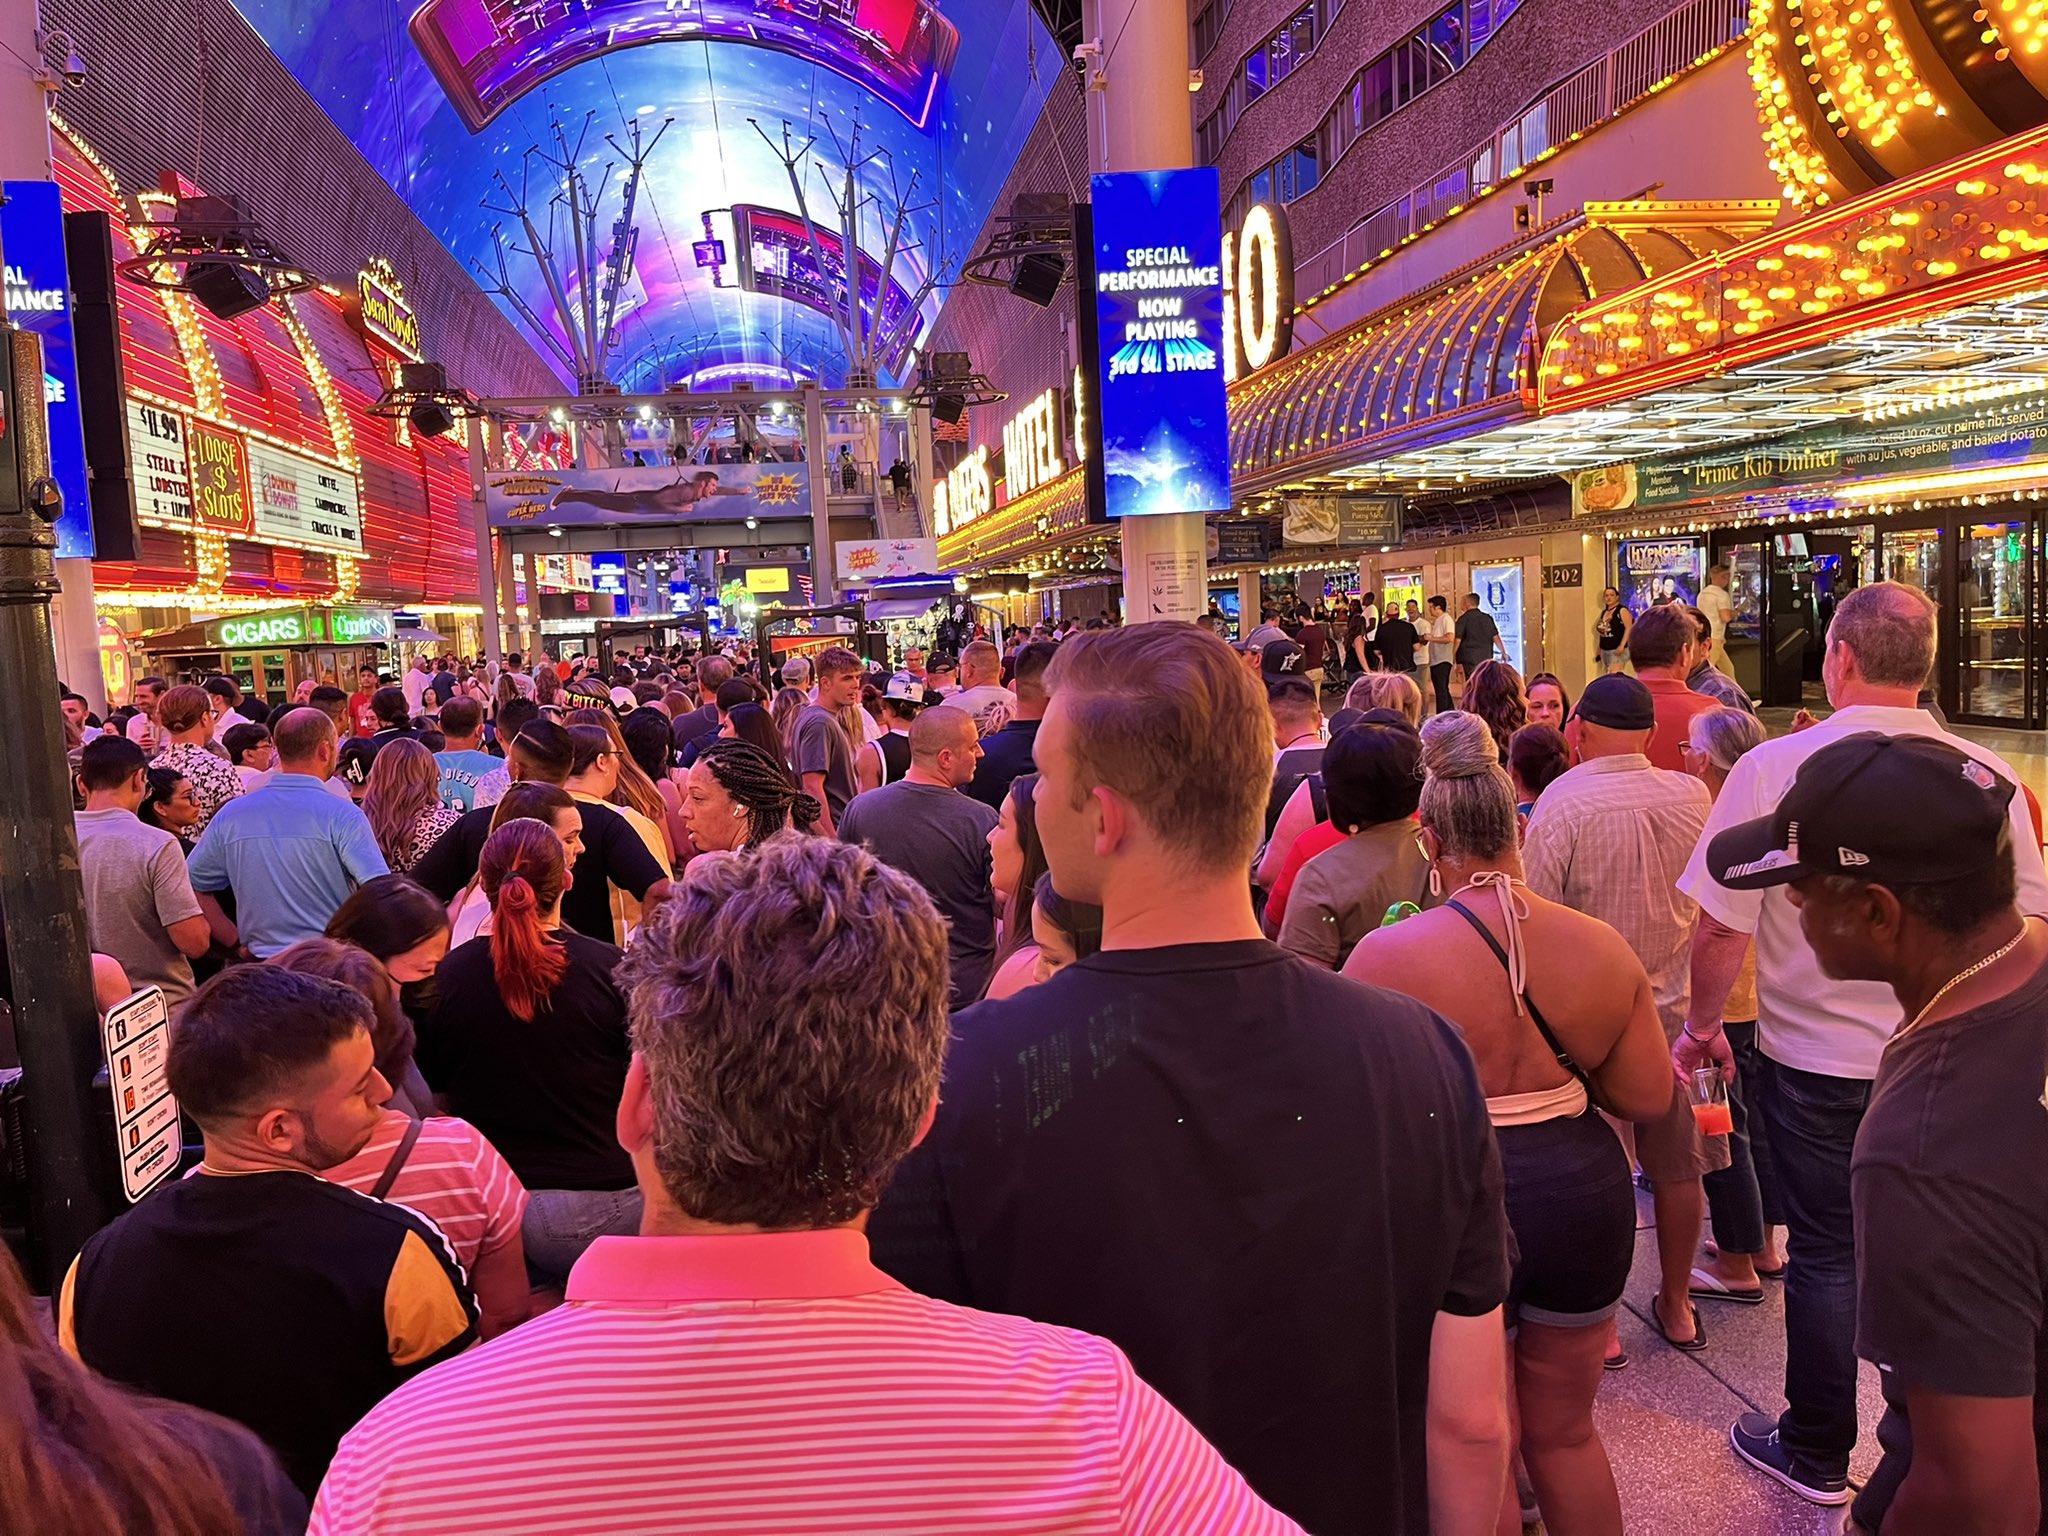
[{"xmin": 836, "ymin": 705, "xmax": 999, "ymax": 1006}]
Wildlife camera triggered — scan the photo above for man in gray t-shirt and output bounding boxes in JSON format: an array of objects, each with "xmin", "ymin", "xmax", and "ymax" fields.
[
  {"xmin": 73, "ymin": 736, "xmax": 211, "ymax": 1001},
  {"xmin": 838, "ymin": 706, "xmax": 999, "ymax": 1007}
]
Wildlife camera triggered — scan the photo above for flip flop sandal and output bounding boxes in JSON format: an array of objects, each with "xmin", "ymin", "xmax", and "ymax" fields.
[
  {"xmin": 1651, "ymin": 1294, "xmax": 1709, "ymax": 1352},
  {"xmin": 1603, "ymin": 1347, "xmax": 1630, "ymax": 1371},
  {"xmin": 1703, "ymin": 1240, "xmax": 1787, "ymax": 1280},
  {"xmin": 1688, "ymin": 1266, "xmax": 1767, "ymax": 1305}
]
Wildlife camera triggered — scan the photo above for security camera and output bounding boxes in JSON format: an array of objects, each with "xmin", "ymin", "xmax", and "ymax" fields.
[
  {"xmin": 1072, "ymin": 40, "xmax": 1103, "ymax": 81},
  {"xmin": 34, "ymin": 29, "xmax": 85, "ymax": 89}
]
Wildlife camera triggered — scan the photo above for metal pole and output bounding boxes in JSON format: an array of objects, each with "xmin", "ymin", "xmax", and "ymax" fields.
[
  {"xmin": 467, "ymin": 417, "xmax": 503, "ymax": 669},
  {"xmin": 803, "ymin": 384, "xmax": 834, "ymax": 603},
  {"xmin": 0, "ymin": 331, "xmax": 117, "ymax": 1284}
]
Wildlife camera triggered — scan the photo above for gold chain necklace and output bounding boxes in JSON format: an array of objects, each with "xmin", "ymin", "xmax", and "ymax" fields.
[{"xmin": 1894, "ymin": 922, "xmax": 2033, "ymax": 1042}]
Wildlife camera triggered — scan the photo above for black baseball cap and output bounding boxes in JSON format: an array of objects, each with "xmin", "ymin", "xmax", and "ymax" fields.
[
  {"xmin": 1706, "ymin": 732, "xmax": 2015, "ymax": 890},
  {"xmin": 1572, "ymin": 673, "xmax": 1656, "ymax": 731},
  {"xmin": 1261, "ymin": 638, "xmax": 1306, "ymax": 681}
]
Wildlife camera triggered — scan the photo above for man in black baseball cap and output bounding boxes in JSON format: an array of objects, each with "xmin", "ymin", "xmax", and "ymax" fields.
[
  {"xmin": 1709, "ymin": 731, "xmax": 2048, "ymax": 1536},
  {"xmin": 1260, "ymin": 638, "xmax": 1306, "ymax": 687}
]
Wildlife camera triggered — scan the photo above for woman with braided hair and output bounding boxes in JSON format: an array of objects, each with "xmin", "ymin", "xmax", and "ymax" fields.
[{"xmin": 680, "ymin": 738, "xmax": 821, "ymax": 854}]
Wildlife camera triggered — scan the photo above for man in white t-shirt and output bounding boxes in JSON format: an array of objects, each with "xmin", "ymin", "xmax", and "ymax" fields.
[
  {"xmin": 1697, "ymin": 563, "xmax": 1735, "ymax": 672},
  {"xmin": 947, "ymin": 640, "xmax": 1017, "ymax": 726},
  {"xmin": 1674, "ymin": 581, "xmax": 2048, "ymax": 1507},
  {"xmin": 1422, "ymin": 597, "xmax": 1456, "ymax": 715},
  {"xmin": 402, "ymin": 654, "xmax": 434, "ymax": 719}
]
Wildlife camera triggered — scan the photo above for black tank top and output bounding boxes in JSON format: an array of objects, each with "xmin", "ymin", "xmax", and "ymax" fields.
[
  {"xmin": 877, "ymin": 732, "xmax": 912, "ymax": 784},
  {"xmin": 1597, "ymin": 606, "xmax": 1625, "ymax": 648}
]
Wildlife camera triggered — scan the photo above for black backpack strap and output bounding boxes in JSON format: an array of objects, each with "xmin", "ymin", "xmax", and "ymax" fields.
[
  {"xmin": 369, "ymin": 1117, "xmax": 425, "ymax": 1202},
  {"xmin": 1443, "ymin": 899, "xmax": 1591, "ymax": 1088},
  {"xmin": 1307, "ymin": 773, "xmax": 1328, "ymax": 825}
]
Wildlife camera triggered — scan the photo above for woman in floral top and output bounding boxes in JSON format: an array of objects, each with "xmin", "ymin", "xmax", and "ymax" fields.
[
  {"xmin": 149, "ymin": 684, "xmax": 244, "ymax": 843},
  {"xmin": 362, "ymin": 738, "xmax": 463, "ymax": 872}
]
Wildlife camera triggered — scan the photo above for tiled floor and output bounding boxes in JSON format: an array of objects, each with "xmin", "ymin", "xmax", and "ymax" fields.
[{"xmin": 1596, "ymin": 1190, "xmax": 1878, "ymax": 1535}]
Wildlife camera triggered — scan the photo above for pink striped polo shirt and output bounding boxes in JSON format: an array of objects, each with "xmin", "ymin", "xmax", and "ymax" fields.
[
  {"xmin": 310, "ymin": 1229, "xmax": 1302, "ymax": 1535},
  {"xmin": 321, "ymin": 1111, "xmax": 526, "ymax": 1272}
]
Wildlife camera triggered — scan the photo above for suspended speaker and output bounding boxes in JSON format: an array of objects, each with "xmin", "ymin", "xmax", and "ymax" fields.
[
  {"xmin": 185, "ymin": 261, "xmax": 270, "ymax": 320},
  {"xmin": 1008, "ymin": 252, "xmax": 1066, "ymax": 308}
]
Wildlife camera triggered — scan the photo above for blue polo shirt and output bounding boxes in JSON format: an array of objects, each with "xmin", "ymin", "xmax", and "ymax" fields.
[{"xmin": 187, "ymin": 774, "xmax": 388, "ymax": 957}]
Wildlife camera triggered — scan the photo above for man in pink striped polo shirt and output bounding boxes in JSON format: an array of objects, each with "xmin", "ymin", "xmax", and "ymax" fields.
[{"xmin": 312, "ymin": 835, "xmax": 1299, "ymax": 1536}]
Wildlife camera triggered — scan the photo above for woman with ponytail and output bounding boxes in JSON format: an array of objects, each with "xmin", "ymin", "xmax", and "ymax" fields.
[
  {"xmin": 679, "ymin": 738, "xmax": 822, "ymax": 854},
  {"xmin": 419, "ymin": 817, "xmax": 638, "ymax": 1286},
  {"xmin": 1341, "ymin": 710, "xmax": 1672, "ymax": 1536}
]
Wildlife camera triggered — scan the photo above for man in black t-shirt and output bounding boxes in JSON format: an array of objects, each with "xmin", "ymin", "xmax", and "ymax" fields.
[
  {"xmin": 869, "ymin": 623, "xmax": 1512, "ymax": 1536},
  {"xmin": 411, "ymin": 719, "xmax": 669, "ymax": 941},
  {"xmin": 61, "ymin": 967, "xmax": 476, "ymax": 1496},
  {"xmin": 1705, "ymin": 733, "xmax": 2048, "ymax": 1533},
  {"xmin": 1453, "ymin": 592, "xmax": 1504, "ymax": 673}
]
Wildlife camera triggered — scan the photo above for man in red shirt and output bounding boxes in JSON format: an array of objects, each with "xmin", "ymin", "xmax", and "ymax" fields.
[
  {"xmin": 1566, "ymin": 603, "xmax": 1716, "ymax": 771},
  {"xmin": 346, "ymin": 664, "xmax": 381, "ymax": 738}
]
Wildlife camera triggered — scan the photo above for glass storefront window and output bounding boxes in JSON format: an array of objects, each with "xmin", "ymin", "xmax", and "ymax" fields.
[{"xmin": 1959, "ymin": 522, "xmax": 2031, "ymax": 722}]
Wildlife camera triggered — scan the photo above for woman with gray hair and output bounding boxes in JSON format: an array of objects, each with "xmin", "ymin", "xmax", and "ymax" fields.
[
  {"xmin": 1344, "ymin": 710, "xmax": 1673, "ymax": 1535},
  {"xmin": 1681, "ymin": 706, "xmax": 1785, "ymax": 1301}
]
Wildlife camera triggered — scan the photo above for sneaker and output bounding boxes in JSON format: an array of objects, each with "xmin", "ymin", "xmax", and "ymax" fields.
[{"xmin": 1729, "ymin": 1413, "xmax": 1850, "ymax": 1506}]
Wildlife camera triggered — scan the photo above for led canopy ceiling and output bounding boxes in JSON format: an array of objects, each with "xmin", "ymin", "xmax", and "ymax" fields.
[{"xmin": 230, "ymin": 0, "xmax": 1050, "ymax": 388}]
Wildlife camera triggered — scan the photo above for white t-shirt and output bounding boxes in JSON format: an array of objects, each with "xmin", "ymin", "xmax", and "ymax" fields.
[
  {"xmin": 1697, "ymin": 583, "xmax": 1733, "ymax": 643},
  {"xmin": 949, "ymin": 683, "xmax": 1018, "ymax": 721},
  {"xmin": 403, "ymin": 666, "xmax": 432, "ymax": 716},
  {"xmin": 1678, "ymin": 704, "xmax": 2048, "ymax": 1079},
  {"xmin": 1425, "ymin": 613, "xmax": 1455, "ymax": 665}
]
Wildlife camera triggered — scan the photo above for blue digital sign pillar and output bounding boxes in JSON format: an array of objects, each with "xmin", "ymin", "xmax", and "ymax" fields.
[
  {"xmin": 2, "ymin": 181, "xmax": 93, "ymax": 559},
  {"xmin": 1083, "ymin": 170, "xmax": 1232, "ymax": 523},
  {"xmin": 1079, "ymin": 170, "xmax": 1231, "ymax": 625}
]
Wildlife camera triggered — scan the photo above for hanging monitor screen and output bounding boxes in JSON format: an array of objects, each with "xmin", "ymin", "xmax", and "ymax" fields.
[
  {"xmin": 732, "ymin": 206, "xmax": 920, "ymax": 375},
  {"xmin": 409, "ymin": 0, "xmax": 959, "ymax": 132},
  {"xmin": 1081, "ymin": 170, "xmax": 1232, "ymax": 520}
]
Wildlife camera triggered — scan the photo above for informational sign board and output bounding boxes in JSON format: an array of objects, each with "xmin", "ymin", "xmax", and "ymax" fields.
[
  {"xmin": 486, "ymin": 462, "xmax": 809, "ymax": 527},
  {"xmin": 836, "ymin": 537, "xmax": 939, "ymax": 581},
  {"xmin": 589, "ymin": 552, "xmax": 629, "ymax": 596},
  {"xmin": 128, "ymin": 399, "xmax": 192, "ymax": 526},
  {"xmin": 1083, "ymin": 170, "xmax": 1232, "ymax": 521},
  {"xmin": 3, "ymin": 181, "xmax": 93, "ymax": 557},
  {"xmin": 245, "ymin": 438, "xmax": 363, "ymax": 555},
  {"xmin": 1143, "ymin": 546, "xmax": 1205, "ymax": 622},
  {"xmin": 102, "ymin": 987, "xmax": 180, "ymax": 1203}
]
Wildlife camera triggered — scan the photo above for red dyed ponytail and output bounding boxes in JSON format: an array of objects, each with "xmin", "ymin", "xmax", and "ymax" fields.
[{"xmin": 480, "ymin": 818, "xmax": 570, "ymax": 1022}]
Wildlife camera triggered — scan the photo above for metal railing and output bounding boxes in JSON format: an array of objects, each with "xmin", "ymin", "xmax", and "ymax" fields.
[{"xmin": 1294, "ymin": 0, "xmax": 1751, "ymax": 300}]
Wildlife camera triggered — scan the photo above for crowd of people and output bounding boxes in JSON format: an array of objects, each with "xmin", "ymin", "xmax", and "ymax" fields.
[{"xmin": 20, "ymin": 579, "xmax": 2048, "ymax": 1536}]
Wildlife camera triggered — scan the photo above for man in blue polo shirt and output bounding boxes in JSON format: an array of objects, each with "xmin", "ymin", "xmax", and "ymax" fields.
[{"xmin": 189, "ymin": 707, "xmax": 388, "ymax": 957}]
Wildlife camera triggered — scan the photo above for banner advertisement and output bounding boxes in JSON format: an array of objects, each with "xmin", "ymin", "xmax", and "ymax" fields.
[
  {"xmin": 1472, "ymin": 561, "xmax": 1525, "ymax": 672},
  {"xmin": 1616, "ymin": 537, "xmax": 1705, "ymax": 616},
  {"xmin": 1578, "ymin": 393, "xmax": 2048, "ymax": 515},
  {"xmin": 1283, "ymin": 495, "xmax": 1405, "ymax": 546},
  {"xmin": 187, "ymin": 420, "xmax": 255, "ymax": 537},
  {"xmin": 1214, "ymin": 520, "xmax": 1272, "ymax": 564},
  {"xmin": 245, "ymin": 438, "xmax": 363, "ymax": 554},
  {"xmin": 1085, "ymin": 170, "xmax": 1233, "ymax": 520},
  {"xmin": 2, "ymin": 181, "xmax": 93, "ymax": 557},
  {"xmin": 836, "ymin": 537, "xmax": 940, "ymax": 581},
  {"xmin": 486, "ymin": 461, "xmax": 810, "ymax": 527}
]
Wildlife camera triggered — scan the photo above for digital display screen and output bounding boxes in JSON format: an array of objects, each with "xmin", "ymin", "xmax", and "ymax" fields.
[
  {"xmin": 734, "ymin": 206, "xmax": 919, "ymax": 373},
  {"xmin": 2, "ymin": 181, "xmax": 92, "ymax": 558},
  {"xmin": 409, "ymin": 0, "xmax": 959, "ymax": 132},
  {"xmin": 1084, "ymin": 170, "xmax": 1231, "ymax": 520}
]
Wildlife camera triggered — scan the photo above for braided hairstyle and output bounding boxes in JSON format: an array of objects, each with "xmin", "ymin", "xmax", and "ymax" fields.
[{"xmin": 697, "ymin": 738, "xmax": 821, "ymax": 849}]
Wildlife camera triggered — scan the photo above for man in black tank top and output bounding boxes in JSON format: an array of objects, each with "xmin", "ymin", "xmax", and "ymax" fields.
[{"xmin": 856, "ymin": 672, "xmax": 923, "ymax": 794}]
